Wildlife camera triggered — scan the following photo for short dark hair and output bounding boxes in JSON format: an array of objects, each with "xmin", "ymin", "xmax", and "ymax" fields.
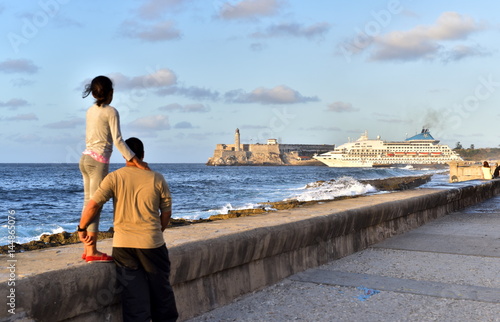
[
  {"xmin": 125, "ymin": 137, "xmax": 144, "ymax": 160},
  {"xmin": 82, "ymin": 75, "xmax": 113, "ymax": 107}
]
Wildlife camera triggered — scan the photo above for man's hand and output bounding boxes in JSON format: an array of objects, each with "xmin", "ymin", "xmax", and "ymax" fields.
[
  {"xmin": 160, "ymin": 210, "xmax": 172, "ymax": 232},
  {"xmin": 78, "ymin": 231, "xmax": 94, "ymax": 245},
  {"xmin": 132, "ymin": 156, "xmax": 150, "ymax": 170}
]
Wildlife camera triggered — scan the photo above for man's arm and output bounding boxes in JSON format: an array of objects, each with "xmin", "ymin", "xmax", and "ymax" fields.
[
  {"xmin": 78, "ymin": 172, "xmax": 114, "ymax": 244},
  {"xmin": 158, "ymin": 174, "xmax": 172, "ymax": 232},
  {"xmin": 160, "ymin": 209, "xmax": 172, "ymax": 232},
  {"xmin": 80, "ymin": 199, "xmax": 100, "ymax": 228},
  {"xmin": 78, "ymin": 199, "xmax": 101, "ymax": 244}
]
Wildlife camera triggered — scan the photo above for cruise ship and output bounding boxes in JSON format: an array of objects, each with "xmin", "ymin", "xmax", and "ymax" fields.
[{"xmin": 313, "ymin": 129, "xmax": 463, "ymax": 167}]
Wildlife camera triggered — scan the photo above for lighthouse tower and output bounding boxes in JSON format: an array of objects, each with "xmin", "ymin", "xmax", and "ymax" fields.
[{"xmin": 235, "ymin": 128, "xmax": 241, "ymax": 151}]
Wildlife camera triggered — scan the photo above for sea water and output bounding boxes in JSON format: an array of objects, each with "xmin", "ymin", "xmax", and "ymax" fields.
[{"xmin": 0, "ymin": 163, "xmax": 477, "ymax": 245}]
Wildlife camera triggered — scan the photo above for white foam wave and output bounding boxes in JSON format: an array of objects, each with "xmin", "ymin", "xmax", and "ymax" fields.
[
  {"xmin": 174, "ymin": 202, "xmax": 270, "ymax": 221},
  {"xmin": 289, "ymin": 176, "xmax": 377, "ymax": 202},
  {"xmin": 0, "ymin": 224, "xmax": 68, "ymax": 246},
  {"xmin": 36, "ymin": 226, "xmax": 65, "ymax": 241},
  {"xmin": 210, "ymin": 203, "xmax": 234, "ymax": 214}
]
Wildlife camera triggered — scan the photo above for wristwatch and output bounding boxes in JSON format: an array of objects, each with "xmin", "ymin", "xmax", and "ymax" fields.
[{"xmin": 77, "ymin": 225, "xmax": 87, "ymax": 232}]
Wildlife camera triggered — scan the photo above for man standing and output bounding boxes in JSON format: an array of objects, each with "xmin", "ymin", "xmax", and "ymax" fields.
[{"xmin": 78, "ymin": 137, "xmax": 178, "ymax": 321}]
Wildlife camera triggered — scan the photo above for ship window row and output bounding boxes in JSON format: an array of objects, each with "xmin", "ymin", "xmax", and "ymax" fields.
[
  {"xmin": 348, "ymin": 152, "xmax": 449, "ymax": 155},
  {"xmin": 352, "ymin": 149, "xmax": 444, "ymax": 151},
  {"xmin": 351, "ymin": 148, "xmax": 445, "ymax": 153},
  {"xmin": 348, "ymin": 151, "xmax": 451, "ymax": 155}
]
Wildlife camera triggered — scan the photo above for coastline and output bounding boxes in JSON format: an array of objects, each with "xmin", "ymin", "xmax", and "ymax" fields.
[{"xmin": 0, "ymin": 174, "xmax": 432, "ymax": 253}]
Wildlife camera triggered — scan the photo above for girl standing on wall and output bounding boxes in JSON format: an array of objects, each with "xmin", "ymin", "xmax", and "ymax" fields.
[{"xmin": 78, "ymin": 75, "xmax": 149, "ymax": 263}]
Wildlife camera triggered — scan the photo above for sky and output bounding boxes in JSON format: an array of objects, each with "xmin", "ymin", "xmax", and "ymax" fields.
[{"xmin": 1, "ymin": 0, "xmax": 500, "ymax": 163}]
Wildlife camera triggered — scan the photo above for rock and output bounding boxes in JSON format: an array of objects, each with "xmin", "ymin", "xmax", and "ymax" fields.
[
  {"xmin": 228, "ymin": 208, "xmax": 268, "ymax": 216},
  {"xmin": 261, "ymin": 200, "xmax": 304, "ymax": 210},
  {"xmin": 209, "ymin": 208, "xmax": 268, "ymax": 220},
  {"xmin": 170, "ymin": 218, "xmax": 212, "ymax": 226},
  {"xmin": 360, "ymin": 174, "xmax": 432, "ymax": 191},
  {"xmin": 170, "ymin": 218, "xmax": 192, "ymax": 226},
  {"xmin": 305, "ymin": 180, "xmax": 327, "ymax": 188},
  {"xmin": 0, "ymin": 228, "xmax": 114, "ymax": 254},
  {"xmin": 40, "ymin": 231, "xmax": 76, "ymax": 244}
]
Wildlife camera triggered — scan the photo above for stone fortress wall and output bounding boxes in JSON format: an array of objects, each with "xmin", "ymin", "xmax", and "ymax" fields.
[{"xmin": 207, "ymin": 129, "xmax": 336, "ymax": 166}]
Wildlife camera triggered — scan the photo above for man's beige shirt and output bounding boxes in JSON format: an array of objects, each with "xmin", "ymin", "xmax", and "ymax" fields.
[{"xmin": 92, "ymin": 166, "xmax": 171, "ymax": 249}]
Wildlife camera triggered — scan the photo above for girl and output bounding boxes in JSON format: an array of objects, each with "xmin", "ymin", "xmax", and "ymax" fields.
[{"xmin": 79, "ymin": 75, "xmax": 149, "ymax": 262}]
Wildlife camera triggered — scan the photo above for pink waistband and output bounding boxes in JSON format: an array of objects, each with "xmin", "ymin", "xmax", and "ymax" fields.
[{"xmin": 82, "ymin": 150, "xmax": 110, "ymax": 164}]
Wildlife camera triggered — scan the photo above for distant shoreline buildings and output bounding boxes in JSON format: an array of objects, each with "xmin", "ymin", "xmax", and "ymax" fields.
[{"xmin": 206, "ymin": 129, "xmax": 336, "ymax": 166}]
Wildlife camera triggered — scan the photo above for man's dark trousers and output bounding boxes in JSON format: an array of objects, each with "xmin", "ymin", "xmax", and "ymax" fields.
[{"xmin": 113, "ymin": 245, "xmax": 178, "ymax": 322}]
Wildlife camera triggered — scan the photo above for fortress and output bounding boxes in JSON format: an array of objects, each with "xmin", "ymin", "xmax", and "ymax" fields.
[{"xmin": 206, "ymin": 129, "xmax": 336, "ymax": 166}]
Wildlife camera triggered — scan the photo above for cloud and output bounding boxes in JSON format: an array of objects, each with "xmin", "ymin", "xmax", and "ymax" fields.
[
  {"xmin": 159, "ymin": 103, "xmax": 210, "ymax": 113},
  {"xmin": 1, "ymin": 113, "xmax": 38, "ymax": 121},
  {"xmin": 85, "ymin": 70, "xmax": 219, "ymax": 101},
  {"xmin": 0, "ymin": 59, "xmax": 39, "ymax": 74},
  {"xmin": 251, "ymin": 22, "xmax": 330, "ymax": 40},
  {"xmin": 54, "ymin": 16, "xmax": 84, "ymax": 28},
  {"xmin": 371, "ymin": 12, "xmax": 486, "ymax": 62},
  {"xmin": 425, "ymin": 12, "xmax": 484, "ymax": 40},
  {"xmin": 120, "ymin": 20, "xmax": 181, "ymax": 42},
  {"xmin": 327, "ymin": 101, "xmax": 359, "ymax": 113},
  {"xmin": 156, "ymin": 86, "xmax": 219, "ymax": 100},
  {"xmin": 217, "ymin": 0, "xmax": 284, "ymax": 20},
  {"xmin": 110, "ymin": 69, "xmax": 177, "ymax": 90},
  {"xmin": 340, "ymin": 12, "xmax": 487, "ymax": 62},
  {"xmin": 442, "ymin": 44, "xmax": 490, "ymax": 62},
  {"xmin": 11, "ymin": 78, "xmax": 35, "ymax": 87},
  {"xmin": 128, "ymin": 115, "xmax": 170, "ymax": 131},
  {"xmin": 0, "ymin": 98, "xmax": 29, "ymax": 110},
  {"xmin": 135, "ymin": 0, "xmax": 188, "ymax": 19},
  {"xmin": 174, "ymin": 121, "xmax": 195, "ymax": 129},
  {"xmin": 44, "ymin": 117, "xmax": 85, "ymax": 129},
  {"xmin": 250, "ymin": 42, "xmax": 266, "ymax": 51},
  {"xmin": 225, "ymin": 85, "xmax": 318, "ymax": 104}
]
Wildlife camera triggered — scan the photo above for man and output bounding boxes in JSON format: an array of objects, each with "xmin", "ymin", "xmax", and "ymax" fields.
[{"xmin": 78, "ymin": 137, "xmax": 178, "ymax": 321}]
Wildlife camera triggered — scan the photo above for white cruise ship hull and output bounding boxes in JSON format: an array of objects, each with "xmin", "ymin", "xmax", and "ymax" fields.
[
  {"xmin": 313, "ymin": 157, "xmax": 374, "ymax": 167},
  {"xmin": 313, "ymin": 156, "xmax": 455, "ymax": 168}
]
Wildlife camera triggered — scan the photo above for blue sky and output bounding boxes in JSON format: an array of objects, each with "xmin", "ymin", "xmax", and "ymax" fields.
[{"xmin": 1, "ymin": 0, "xmax": 500, "ymax": 163}]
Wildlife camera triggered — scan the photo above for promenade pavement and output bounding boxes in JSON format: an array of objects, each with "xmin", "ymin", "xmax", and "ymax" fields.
[{"xmin": 189, "ymin": 194, "xmax": 500, "ymax": 321}]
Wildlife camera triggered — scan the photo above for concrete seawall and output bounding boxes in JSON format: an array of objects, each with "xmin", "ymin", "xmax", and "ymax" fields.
[{"xmin": 2, "ymin": 180, "xmax": 500, "ymax": 321}]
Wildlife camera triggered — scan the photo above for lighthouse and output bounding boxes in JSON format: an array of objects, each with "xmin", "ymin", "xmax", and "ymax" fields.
[{"xmin": 235, "ymin": 128, "xmax": 241, "ymax": 151}]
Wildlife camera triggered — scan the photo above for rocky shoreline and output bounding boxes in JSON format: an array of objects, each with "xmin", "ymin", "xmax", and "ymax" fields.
[
  {"xmin": 209, "ymin": 174, "xmax": 433, "ymax": 219},
  {"xmin": 0, "ymin": 174, "xmax": 433, "ymax": 254}
]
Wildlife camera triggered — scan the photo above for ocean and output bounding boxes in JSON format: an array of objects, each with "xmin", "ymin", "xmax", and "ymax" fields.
[{"xmin": 0, "ymin": 163, "xmax": 476, "ymax": 245}]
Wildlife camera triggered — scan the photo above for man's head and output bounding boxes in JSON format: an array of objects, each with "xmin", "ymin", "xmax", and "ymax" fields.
[{"xmin": 125, "ymin": 137, "xmax": 144, "ymax": 160}]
